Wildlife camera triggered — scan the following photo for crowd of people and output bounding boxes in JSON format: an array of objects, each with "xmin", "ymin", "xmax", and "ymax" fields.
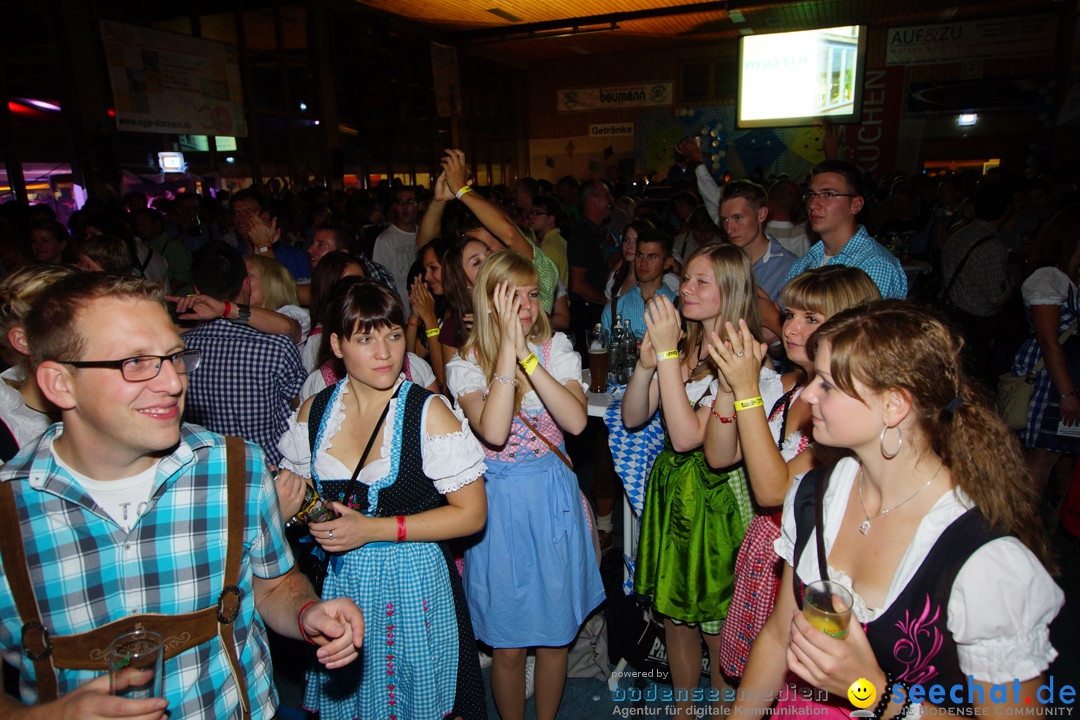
[{"xmin": 0, "ymin": 147, "xmax": 1069, "ymax": 720}]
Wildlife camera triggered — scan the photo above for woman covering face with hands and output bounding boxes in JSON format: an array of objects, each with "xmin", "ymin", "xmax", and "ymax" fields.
[
  {"xmin": 274, "ymin": 279, "xmax": 489, "ymax": 720},
  {"xmin": 446, "ymin": 250, "xmax": 603, "ymax": 720},
  {"xmin": 703, "ymin": 265, "xmax": 880, "ymax": 679},
  {"xmin": 621, "ymin": 242, "xmax": 761, "ymax": 717}
]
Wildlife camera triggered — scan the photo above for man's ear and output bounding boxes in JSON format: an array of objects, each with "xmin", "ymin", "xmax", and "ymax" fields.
[
  {"xmin": 850, "ymin": 195, "xmax": 865, "ymax": 216},
  {"xmin": 36, "ymin": 361, "xmax": 77, "ymax": 411},
  {"xmin": 7, "ymin": 327, "xmax": 29, "ymax": 357},
  {"xmin": 757, "ymin": 205, "xmax": 769, "ymax": 225}
]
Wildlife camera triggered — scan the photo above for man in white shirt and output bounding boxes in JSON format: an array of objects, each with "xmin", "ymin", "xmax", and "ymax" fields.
[{"xmin": 372, "ymin": 186, "xmax": 419, "ymax": 315}]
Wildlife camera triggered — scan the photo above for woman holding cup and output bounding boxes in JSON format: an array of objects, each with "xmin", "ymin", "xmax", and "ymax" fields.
[{"xmin": 733, "ymin": 301, "xmax": 1062, "ymax": 718}]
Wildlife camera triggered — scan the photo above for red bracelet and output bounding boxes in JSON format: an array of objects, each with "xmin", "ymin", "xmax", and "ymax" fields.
[
  {"xmin": 297, "ymin": 600, "xmax": 318, "ymax": 645},
  {"xmin": 711, "ymin": 406, "xmax": 736, "ymax": 423},
  {"xmin": 221, "ymin": 300, "xmax": 232, "ymax": 319},
  {"xmin": 396, "ymin": 515, "xmax": 406, "ymax": 543},
  {"xmin": 408, "ymin": 319, "xmax": 421, "ymax": 326}
]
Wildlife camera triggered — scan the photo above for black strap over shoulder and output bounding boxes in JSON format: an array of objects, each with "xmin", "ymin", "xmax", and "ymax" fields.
[{"xmin": 791, "ymin": 464, "xmax": 833, "ymax": 606}]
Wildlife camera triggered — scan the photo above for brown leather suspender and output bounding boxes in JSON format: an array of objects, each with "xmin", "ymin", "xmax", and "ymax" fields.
[{"xmin": 0, "ymin": 436, "xmax": 252, "ymax": 718}]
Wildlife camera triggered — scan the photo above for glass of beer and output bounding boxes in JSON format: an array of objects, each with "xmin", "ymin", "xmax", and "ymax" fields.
[
  {"xmin": 587, "ymin": 324, "xmax": 608, "ymax": 393},
  {"xmin": 803, "ymin": 580, "xmax": 853, "ymax": 639}
]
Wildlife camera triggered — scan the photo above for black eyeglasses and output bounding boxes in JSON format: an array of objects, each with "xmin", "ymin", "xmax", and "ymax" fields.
[
  {"xmin": 60, "ymin": 349, "xmax": 202, "ymax": 382},
  {"xmin": 528, "ymin": 209, "xmax": 551, "ymax": 217},
  {"xmin": 393, "ymin": 199, "xmax": 417, "ymax": 205},
  {"xmin": 803, "ymin": 191, "xmax": 859, "ymax": 203}
]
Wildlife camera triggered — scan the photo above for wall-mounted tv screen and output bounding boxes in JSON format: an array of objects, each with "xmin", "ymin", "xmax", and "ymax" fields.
[{"xmin": 738, "ymin": 25, "xmax": 866, "ymax": 128}]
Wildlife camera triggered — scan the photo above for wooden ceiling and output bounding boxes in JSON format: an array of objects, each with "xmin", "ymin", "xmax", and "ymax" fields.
[{"xmin": 349, "ymin": 0, "xmax": 1064, "ymax": 63}]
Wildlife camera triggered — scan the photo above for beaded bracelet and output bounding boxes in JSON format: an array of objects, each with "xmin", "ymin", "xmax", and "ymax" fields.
[
  {"xmin": 734, "ymin": 396, "xmax": 764, "ymax": 412},
  {"xmin": 426, "ymin": 327, "xmax": 441, "ymax": 338},
  {"xmin": 870, "ymin": 672, "xmax": 906, "ymax": 720},
  {"xmin": 711, "ymin": 406, "xmax": 736, "ymax": 423},
  {"xmin": 657, "ymin": 349, "xmax": 680, "ymax": 362},
  {"xmin": 519, "ymin": 352, "xmax": 539, "ymax": 375},
  {"xmin": 297, "ymin": 600, "xmax": 318, "ymax": 646},
  {"xmin": 491, "ymin": 373, "xmax": 520, "ymax": 387}
]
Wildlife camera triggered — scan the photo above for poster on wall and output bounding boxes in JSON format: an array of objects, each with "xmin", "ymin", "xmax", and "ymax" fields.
[
  {"xmin": 100, "ymin": 20, "xmax": 247, "ymax": 137},
  {"xmin": 557, "ymin": 83, "xmax": 673, "ymax": 112},
  {"xmin": 885, "ymin": 14, "xmax": 1055, "ymax": 66}
]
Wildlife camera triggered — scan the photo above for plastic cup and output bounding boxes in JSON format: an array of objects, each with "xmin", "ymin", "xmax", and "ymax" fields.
[
  {"xmin": 803, "ymin": 580, "xmax": 853, "ymax": 639},
  {"xmin": 109, "ymin": 629, "xmax": 163, "ymax": 699}
]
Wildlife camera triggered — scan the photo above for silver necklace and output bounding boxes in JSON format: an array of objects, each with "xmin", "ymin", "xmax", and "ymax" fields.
[{"xmin": 856, "ymin": 463, "xmax": 942, "ymax": 535}]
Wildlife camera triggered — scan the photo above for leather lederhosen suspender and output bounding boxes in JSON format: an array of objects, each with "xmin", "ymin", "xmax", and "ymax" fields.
[{"xmin": 0, "ymin": 436, "xmax": 252, "ymax": 718}]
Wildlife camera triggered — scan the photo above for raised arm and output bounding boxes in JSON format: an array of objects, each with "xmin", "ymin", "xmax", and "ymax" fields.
[
  {"xmin": 170, "ymin": 294, "xmax": 303, "ymax": 343},
  {"xmin": 416, "ymin": 170, "xmax": 453, "ymax": 248},
  {"xmin": 646, "ymin": 295, "xmax": 710, "ymax": 451},
  {"xmin": 442, "ymin": 149, "xmax": 533, "ymax": 259}
]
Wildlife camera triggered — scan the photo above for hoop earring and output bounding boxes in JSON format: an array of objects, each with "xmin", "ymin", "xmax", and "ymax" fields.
[{"xmin": 880, "ymin": 425, "xmax": 902, "ymax": 459}]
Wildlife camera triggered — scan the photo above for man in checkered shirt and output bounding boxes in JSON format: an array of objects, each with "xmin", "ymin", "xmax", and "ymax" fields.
[
  {"xmin": 183, "ymin": 241, "xmax": 306, "ymax": 465},
  {"xmin": 0, "ymin": 273, "xmax": 363, "ymax": 719}
]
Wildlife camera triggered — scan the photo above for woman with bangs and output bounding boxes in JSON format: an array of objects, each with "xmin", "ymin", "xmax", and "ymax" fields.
[
  {"xmin": 622, "ymin": 242, "xmax": 760, "ymax": 716},
  {"xmin": 275, "ymin": 278, "xmax": 489, "ymax": 720},
  {"xmin": 702, "ymin": 265, "xmax": 880, "ymax": 680},
  {"xmin": 446, "ymin": 250, "xmax": 604, "ymax": 720},
  {"xmin": 734, "ymin": 302, "xmax": 1061, "ymax": 720}
]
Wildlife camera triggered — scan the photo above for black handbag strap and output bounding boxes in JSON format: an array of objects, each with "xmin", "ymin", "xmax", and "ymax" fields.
[
  {"xmin": 339, "ymin": 383, "xmax": 402, "ymax": 509},
  {"xmin": 943, "ymin": 235, "xmax": 995, "ymax": 302}
]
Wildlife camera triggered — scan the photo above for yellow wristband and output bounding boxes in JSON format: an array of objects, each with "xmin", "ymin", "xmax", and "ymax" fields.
[
  {"xmin": 657, "ymin": 350, "xmax": 680, "ymax": 362},
  {"xmin": 734, "ymin": 396, "xmax": 764, "ymax": 412},
  {"xmin": 519, "ymin": 352, "xmax": 539, "ymax": 375},
  {"xmin": 456, "ymin": 186, "xmax": 473, "ymax": 199},
  {"xmin": 425, "ymin": 327, "xmax": 441, "ymax": 338}
]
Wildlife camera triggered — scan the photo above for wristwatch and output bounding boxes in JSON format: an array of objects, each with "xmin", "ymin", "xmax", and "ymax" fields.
[{"xmin": 232, "ymin": 304, "xmax": 251, "ymax": 325}]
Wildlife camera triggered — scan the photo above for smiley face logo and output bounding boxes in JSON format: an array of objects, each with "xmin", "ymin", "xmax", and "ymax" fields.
[{"xmin": 847, "ymin": 678, "xmax": 877, "ymax": 709}]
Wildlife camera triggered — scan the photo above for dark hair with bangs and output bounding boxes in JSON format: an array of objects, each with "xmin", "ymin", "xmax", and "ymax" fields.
[{"xmin": 327, "ymin": 276, "xmax": 406, "ymax": 341}]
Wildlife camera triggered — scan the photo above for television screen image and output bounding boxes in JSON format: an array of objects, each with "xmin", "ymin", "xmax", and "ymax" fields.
[{"xmin": 738, "ymin": 25, "xmax": 866, "ymax": 128}]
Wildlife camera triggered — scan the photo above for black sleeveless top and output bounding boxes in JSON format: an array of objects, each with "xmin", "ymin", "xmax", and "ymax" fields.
[
  {"xmin": 307, "ymin": 380, "xmax": 447, "ymax": 517},
  {"xmin": 792, "ymin": 465, "xmax": 1005, "ymax": 709}
]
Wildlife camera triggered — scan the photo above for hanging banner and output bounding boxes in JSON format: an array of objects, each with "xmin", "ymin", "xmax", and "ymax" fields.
[
  {"xmin": 848, "ymin": 66, "xmax": 904, "ymax": 176},
  {"xmin": 885, "ymin": 14, "xmax": 1056, "ymax": 66},
  {"xmin": 558, "ymin": 83, "xmax": 673, "ymax": 112},
  {"xmin": 100, "ymin": 20, "xmax": 247, "ymax": 137}
]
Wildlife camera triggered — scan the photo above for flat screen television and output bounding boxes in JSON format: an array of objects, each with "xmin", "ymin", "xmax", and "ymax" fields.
[{"xmin": 737, "ymin": 25, "xmax": 866, "ymax": 128}]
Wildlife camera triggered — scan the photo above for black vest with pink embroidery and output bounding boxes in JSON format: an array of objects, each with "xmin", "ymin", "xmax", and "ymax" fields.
[{"xmin": 792, "ymin": 466, "xmax": 1005, "ymax": 709}]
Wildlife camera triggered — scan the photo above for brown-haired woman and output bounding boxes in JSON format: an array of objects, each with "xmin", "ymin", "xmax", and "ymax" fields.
[{"xmin": 734, "ymin": 300, "xmax": 1061, "ymax": 719}]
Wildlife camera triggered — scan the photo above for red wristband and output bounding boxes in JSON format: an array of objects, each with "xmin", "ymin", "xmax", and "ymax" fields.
[
  {"xmin": 298, "ymin": 600, "xmax": 318, "ymax": 645},
  {"xmin": 221, "ymin": 300, "xmax": 232, "ymax": 319},
  {"xmin": 396, "ymin": 515, "xmax": 406, "ymax": 543},
  {"xmin": 711, "ymin": 406, "xmax": 736, "ymax": 423}
]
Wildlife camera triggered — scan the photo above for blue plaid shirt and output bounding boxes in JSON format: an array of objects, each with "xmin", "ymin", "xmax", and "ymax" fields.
[
  {"xmin": 601, "ymin": 283, "xmax": 678, "ymax": 339},
  {"xmin": 0, "ymin": 424, "xmax": 293, "ymax": 719},
  {"xmin": 182, "ymin": 321, "xmax": 305, "ymax": 465},
  {"xmin": 781, "ymin": 225, "xmax": 908, "ymax": 300}
]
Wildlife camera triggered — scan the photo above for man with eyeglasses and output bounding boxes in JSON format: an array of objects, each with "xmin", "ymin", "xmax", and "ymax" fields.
[
  {"xmin": 526, "ymin": 195, "xmax": 569, "ymax": 284},
  {"xmin": 372, "ymin": 186, "xmax": 420, "ymax": 316},
  {"xmin": 0, "ymin": 273, "xmax": 363, "ymax": 719},
  {"xmin": 780, "ymin": 160, "xmax": 907, "ymax": 300}
]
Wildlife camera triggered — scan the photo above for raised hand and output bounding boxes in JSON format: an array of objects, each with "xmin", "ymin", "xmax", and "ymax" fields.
[
  {"xmin": 643, "ymin": 294, "xmax": 683, "ymax": 357},
  {"xmin": 441, "ymin": 148, "xmax": 472, "ymax": 195},
  {"xmin": 707, "ymin": 319, "xmax": 768, "ymax": 398},
  {"xmin": 409, "ymin": 275, "xmax": 437, "ymax": 327}
]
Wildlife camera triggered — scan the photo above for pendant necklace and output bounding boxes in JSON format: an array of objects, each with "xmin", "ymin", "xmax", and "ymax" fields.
[{"xmin": 857, "ymin": 462, "xmax": 942, "ymax": 535}]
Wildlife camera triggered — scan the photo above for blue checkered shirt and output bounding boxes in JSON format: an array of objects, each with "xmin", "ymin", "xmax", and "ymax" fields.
[
  {"xmin": 781, "ymin": 225, "xmax": 908, "ymax": 299},
  {"xmin": 182, "ymin": 320, "xmax": 305, "ymax": 465},
  {"xmin": 0, "ymin": 424, "xmax": 293, "ymax": 719},
  {"xmin": 601, "ymin": 283, "xmax": 678, "ymax": 339}
]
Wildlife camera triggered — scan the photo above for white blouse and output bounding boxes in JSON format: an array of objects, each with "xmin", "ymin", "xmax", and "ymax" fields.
[
  {"xmin": 278, "ymin": 377, "xmax": 486, "ymax": 495},
  {"xmin": 0, "ymin": 366, "xmax": 49, "ymax": 451},
  {"xmin": 776, "ymin": 457, "xmax": 1063, "ymax": 684},
  {"xmin": 445, "ymin": 332, "xmax": 584, "ymax": 410}
]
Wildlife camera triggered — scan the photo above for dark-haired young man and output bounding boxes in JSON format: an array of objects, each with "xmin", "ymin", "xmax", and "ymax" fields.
[
  {"xmin": 781, "ymin": 161, "xmax": 907, "ymax": 300},
  {"xmin": 719, "ymin": 180, "xmax": 796, "ymax": 302}
]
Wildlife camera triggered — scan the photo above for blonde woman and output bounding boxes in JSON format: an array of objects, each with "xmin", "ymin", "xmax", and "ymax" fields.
[
  {"xmin": 0, "ymin": 264, "xmax": 77, "ymax": 455},
  {"xmin": 446, "ymin": 250, "xmax": 604, "ymax": 720},
  {"xmin": 244, "ymin": 253, "xmax": 311, "ymax": 344},
  {"xmin": 622, "ymin": 243, "xmax": 760, "ymax": 716}
]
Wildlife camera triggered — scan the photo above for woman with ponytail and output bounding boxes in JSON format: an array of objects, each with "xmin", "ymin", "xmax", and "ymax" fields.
[{"xmin": 733, "ymin": 300, "xmax": 1061, "ymax": 720}]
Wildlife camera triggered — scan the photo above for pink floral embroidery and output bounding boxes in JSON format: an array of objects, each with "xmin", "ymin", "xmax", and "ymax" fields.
[{"xmin": 893, "ymin": 594, "xmax": 944, "ymax": 685}]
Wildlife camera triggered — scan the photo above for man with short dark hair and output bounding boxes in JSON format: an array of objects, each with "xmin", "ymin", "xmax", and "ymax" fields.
[
  {"xmin": 781, "ymin": 160, "xmax": 907, "ymax": 299},
  {"xmin": 134, "ymin": 208, "xmax": 192, "ymax": 293},
  {"xmin": 372, "ymin": 186, "xmax": 419, "ymax": 314},
  {"xmin": 720, "ymin": 180, "xmax": 796, "ymax": 301},
  {"xmin": 0, "ymin": 272, "xmax": 361, "ymax": 719},
  {"xmin": 527, "ymin": 195, "xmax": 568, "ymax": 284},
  {"xmin": 567, "ymin": 179, "xmax": 614, "ymax": 352},
  {"xmin": 600, "ymin": 228, "xmax": 677, "ymax": 337},
  {"xmin": 226, "ymin": 189, "xmax": 311, "ymax": 283},
  {"xmin": 308, "ymin": 223, "xmax": 398, "ymax": 294},
  {"xmin": 182, "ymin": 242, "xmax": 305, "ymax": 464}
]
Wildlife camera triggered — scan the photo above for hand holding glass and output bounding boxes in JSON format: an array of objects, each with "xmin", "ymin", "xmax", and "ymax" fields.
[
  {"xmin": 803, "ymin": 580, "xmax": 853, "ymax": 639},
  {"xmin": 109, "ymin": 629, "xmax": 163, "ymax": 699}
]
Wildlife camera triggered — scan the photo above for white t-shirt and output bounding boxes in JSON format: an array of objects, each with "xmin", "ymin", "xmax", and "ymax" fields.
[
  {"xmin": 777, "ymin": 457, "xmax": 1063, "ymax": 684},
  {"xmin": 52, "ymin": 444, "xmax": 158, "ymax": 533},
  {"xmin": 278, "ymin": 378, "xmax": 486, "ymax": 495},
  {"xmin": 0, "ymin": 367, "xmax": 50, "ymax": 452},
  {"xmin": 371, "ymin": 224, "xmax": 418, "ymax": 315}
]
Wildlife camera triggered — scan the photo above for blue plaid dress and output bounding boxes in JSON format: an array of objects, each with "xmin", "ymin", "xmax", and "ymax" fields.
[{"xmin": 1012, "ymin": 271, "xmax": 1080, "ymax": 452}]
